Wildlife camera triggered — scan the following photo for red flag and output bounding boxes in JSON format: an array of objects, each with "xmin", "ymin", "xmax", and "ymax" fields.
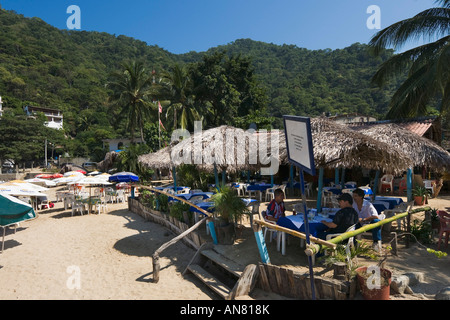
[
  {"xmin": 159, "ymin": 118, "xmax": 166, "ymax": 131},
  {"xmin": 158, "ymin": 101, "xmax": 162, "ymax": 113}
]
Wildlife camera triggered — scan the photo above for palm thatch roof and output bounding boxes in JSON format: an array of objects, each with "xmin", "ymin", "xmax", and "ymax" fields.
[
  {"xmin": 139, "ymin": 119, "xmax": 414, "ymax": 175},
  {"xmin": 279, "ymin": 117, "xmax": 413, "ymax": 174},
  {"xmin": 139, "ymin": 125, "xmax": 283, "ymax": 174},
  {"xmin": 351, "ymin": 123, "xmax": 450, "ymax": 172}
]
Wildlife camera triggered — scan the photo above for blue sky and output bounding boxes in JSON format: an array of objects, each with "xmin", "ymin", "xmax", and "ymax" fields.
[{"xmin": 1, "ymin": 0, "xmax": 438, "ymax": 54}]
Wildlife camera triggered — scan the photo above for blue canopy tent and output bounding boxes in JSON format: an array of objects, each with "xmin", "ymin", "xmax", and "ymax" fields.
[{"xmin": 1, "ymin": 193, "xmax": 37, "ymax": 252}]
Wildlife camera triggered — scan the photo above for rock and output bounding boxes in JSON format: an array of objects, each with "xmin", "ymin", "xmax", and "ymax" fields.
[
  {"xmin": 435, "ymin": 287, "xmax": 450, "ymax": 300},
  {"xmin": 391, "ymin": 275, "xmax": 410, "ymax": 294},
  {"xmin": 404, "ymin": 285, "xmax": 414, "ymax": 294},
  {"xmin": 404, "ymin": 272, "xmax": 425, "ymax": 286}
]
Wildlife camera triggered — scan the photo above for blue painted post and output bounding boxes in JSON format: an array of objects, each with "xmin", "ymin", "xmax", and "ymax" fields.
[
  {"xmin": 254, "ymin": 228, "xmax": 270, "ymax": 264},
  {"xmin": 407, "ymin": 168, "xmax": 413, "ymax": 202},
  {"xmin": 214, "ymin": 164, "xmax": 219, "ymax": 191},
  {"xmin": 172, "ymin": 166, "xmax": 177, "ymax": 192},
  {"xmin": 208, "ymin": 220, "xmax": 218, "ymax": 245},
  {"xmin": 131, "ymin": 186, "xmax": 135, "ymax": 199},
  {"xmin": 270, "ymin": 174, "xmax": 274, "ymax": 187},
  {"xmin": 340, "ymin": 168, "xmax": 346, "ymax": 189},
  {"xmin": 373, "ymin": 170, "xmax": 380, "ymax": 200},
  {"xmin": 316, "ymin": 167, "xmax": 324, "ymax": 213},
  {"xmin": 335, "ymin": 168, "xmax": 339, "ymax": 186}
]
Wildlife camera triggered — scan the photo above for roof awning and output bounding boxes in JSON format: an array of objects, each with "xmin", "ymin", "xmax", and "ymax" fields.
[{"xmin": 398, "ymin": 122, "xmax": 433, "ymax": 137}]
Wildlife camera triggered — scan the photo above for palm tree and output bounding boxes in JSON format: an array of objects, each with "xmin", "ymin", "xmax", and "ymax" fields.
[
  {"xmin": 159, "ymin": 64, "xmax": 201, "ymax": 131},
  {"xmin": 369, "ymin": 0, "xmax": 450, "ymax": 119},
  {"xmin": 107, "ymin": 61, "xmax": 155, "ymax": 143}
]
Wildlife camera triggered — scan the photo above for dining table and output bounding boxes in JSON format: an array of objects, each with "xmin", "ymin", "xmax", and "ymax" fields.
[
  {"xmin": 276, "ymin": 208, "xmax": 339, "ymax": 238},
  {"xmin": 371, "ymin": 196, "xmax": 404, "ymax": 214},
  {"xmin": 246, "ymin": 183, "xmax": 273, "ymax": 201}
]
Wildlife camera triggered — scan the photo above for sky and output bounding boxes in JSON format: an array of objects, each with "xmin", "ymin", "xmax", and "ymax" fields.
[{"xmin": 0, "ymin": 0, "xmax": 438, "ymax": 54}]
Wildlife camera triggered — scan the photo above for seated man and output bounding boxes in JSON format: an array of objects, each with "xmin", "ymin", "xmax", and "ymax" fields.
[
  {"xmin": 352, "ymin": 188, "xmax": 382, "ymax": 249},
  {"xmin": 318, "ymin": 193, "xmax": 359, "ymax": 240},
  {"xmin": 264, "ymin": 188, "xmax": 286, "ymax": 222}
]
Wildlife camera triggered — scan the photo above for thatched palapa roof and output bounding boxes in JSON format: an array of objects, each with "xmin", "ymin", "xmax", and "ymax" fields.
[
  {"xmin": 139, "ymin": 119, "xmax": 414, "ymax": 175},
  {"xmin": 139, "ymin": 125, "xmax": 283, "ymax": 174},
  {"xmin": 352, "ymin": 123, "xmax": 450, "ymax": 173},
  {"xmin": 279, "ymin": 117, "xmax": 413, "ymax": 174}
]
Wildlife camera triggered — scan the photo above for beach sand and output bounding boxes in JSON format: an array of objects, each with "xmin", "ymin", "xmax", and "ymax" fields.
[
  {"xmin": 0, "ymin": 187, "xmax": 214, "ymax": 300},
  {"xmin": 1, "ymin": 186, "xmax": 449, "ymax": 300}
]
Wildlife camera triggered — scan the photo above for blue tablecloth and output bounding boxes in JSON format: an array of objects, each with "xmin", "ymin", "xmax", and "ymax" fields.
[
  {"xmin": 246, "ymin": 183, "xmax": 273, "ymax": 192},
  {"xmin": 277, "ymin": 214, "xmax": 330, "ymax": 238},
  {"xmin": 373, "ymin": 196, "xmax": 403, "ymax": 209},
  {"xmin": 322, "ymin": 187, "xmax": 342, "ymax": 195},
  {"xmin": 174, "ymin": 192, "xmax": 213, "ymax": 201},
  {"xmin": 189, "ymin": 198, "xmax": 258, "ymax": 216}
]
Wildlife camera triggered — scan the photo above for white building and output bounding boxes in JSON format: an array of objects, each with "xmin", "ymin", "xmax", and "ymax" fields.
[
  {"xmin": 102, "ymin": 138, "xmax": 144, "ymax": 153},
  {"xmin": 23, "ymin": 105, "xmax": 63, "ymax": 130}
]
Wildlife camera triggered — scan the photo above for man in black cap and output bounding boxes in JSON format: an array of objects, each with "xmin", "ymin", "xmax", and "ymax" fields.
[{"xmin": 318, "ymin": 193, "xmax": 359, "ymax": 239}]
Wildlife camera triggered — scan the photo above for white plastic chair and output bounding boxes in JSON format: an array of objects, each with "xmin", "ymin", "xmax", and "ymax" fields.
[
  {"xmin": 305, "ymin": 182, "xmax": 313, "ymax": 198},
  {"xmin": 380, "ymin": 174, "xmax": 394, "ymax": 194},
  {"xmin": 95, "ymin": 198, "xmax": 107, "ymax": 214},
  {"xmin": 264, "ymin": 185, "xmax": 278, "ymax": 202},
  {"xmin": 71, "ymin": 201, "xmax": 85, "ymax": 216},
  {"xmin": 424, "ymin": 180, "xmax": 435, "ymax": 197},
  {"xmin": 116, "ymin": 189, "xmax": 126, "ymax": 203}
]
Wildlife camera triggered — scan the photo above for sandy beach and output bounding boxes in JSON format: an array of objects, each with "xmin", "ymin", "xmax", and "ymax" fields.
[
  {"xmin": 1, "ymin": 185, "xmax": 449, "ymax": 300},
  {"xmin": 0, "ymin": 187, "xmax": 214, "ymax": 300}
]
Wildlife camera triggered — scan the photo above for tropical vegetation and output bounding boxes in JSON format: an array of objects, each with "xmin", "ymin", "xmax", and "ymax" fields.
[
  {"xmin": 0, "ymin": 7, "xmax": 445, "ymax": 169},
  {"xmin": 369, "ymin": 0, "xmax": 450, "ymax": 120}
]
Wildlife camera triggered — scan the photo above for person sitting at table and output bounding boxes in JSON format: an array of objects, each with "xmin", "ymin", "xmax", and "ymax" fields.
[
  {"xmin": 318, "ymin": 193, "xmax": 359, "ymax": 240},
  {"xmin": 265, "ymin": 188, "xmax": 286, "ymax": 222},
  {"xmin": 352, "ymin": 188, "xmax": 382, "ymax": 249}
]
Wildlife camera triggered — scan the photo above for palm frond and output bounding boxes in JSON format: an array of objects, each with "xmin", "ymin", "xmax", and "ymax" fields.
[{"xmin": 369, "ymin": 7, "xmax": 450, "ymax": 54}]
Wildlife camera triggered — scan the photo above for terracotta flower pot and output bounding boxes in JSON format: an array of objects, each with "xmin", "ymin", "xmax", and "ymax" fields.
[{"xmin": 356, "ymin": 266, "xmax": 392, "ymax": 300}]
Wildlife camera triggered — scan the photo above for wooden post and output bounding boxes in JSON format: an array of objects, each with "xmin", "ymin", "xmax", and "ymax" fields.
[{"xmin": 151, "ymin": 215, "xmax": 209, "ymax": 282}]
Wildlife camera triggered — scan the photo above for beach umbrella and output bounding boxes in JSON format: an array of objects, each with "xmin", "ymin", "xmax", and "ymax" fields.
[
  {"xmin": 35, "ymin": 173, "xmax": 54, "ymax": 179},
  {"xmin": 25, "ymin": 178, "xmax": 57, "ymax": 188},
  {"xmin": 108, "ymin": 172, "xmax": 139, "ymax": 183},
  {"xmin": 1, "ymin": 180, "xmax": 49, "ymax": 192},
  {"xmin": 0, "ymin": 193, "xmax": 36, "ymax": 226},
  {"xmin": 0, "ymin": 193, "xmax": 37, "ymax": 252}
]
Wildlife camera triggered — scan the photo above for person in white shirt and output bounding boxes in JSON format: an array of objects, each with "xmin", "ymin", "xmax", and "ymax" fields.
[{"xmin": 352, "ymin": 188, "xmax": 382, "ymax": 246}]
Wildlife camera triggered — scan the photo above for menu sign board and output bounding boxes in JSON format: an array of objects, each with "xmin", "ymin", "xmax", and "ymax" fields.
[{"xmin": 283, "ymin": 116, "xmax": 316, "ymax": 176}]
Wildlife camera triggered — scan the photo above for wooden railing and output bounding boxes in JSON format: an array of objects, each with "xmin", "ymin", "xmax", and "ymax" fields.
[{"xmin": 135, "ymin": 185, "xmax": 214, "ymax": 283}]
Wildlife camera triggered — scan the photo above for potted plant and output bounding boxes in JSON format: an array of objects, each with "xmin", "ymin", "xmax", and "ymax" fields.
[
  {"xmin": 211, "ymin": 186, "xmax": 249, "ymax": 245},
  {"xmin": 412, "ymin": 186, "xmax": 430, "ymax": 205}
]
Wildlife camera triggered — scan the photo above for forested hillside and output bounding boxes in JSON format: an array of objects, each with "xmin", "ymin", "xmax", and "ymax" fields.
[
  {"xmin": 0, "ymin": 9, "xmax": 401, "ymax": 159},
  {"xmin": 182, "ymin": 39, "xmax": 401, "ymax": 127}
]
